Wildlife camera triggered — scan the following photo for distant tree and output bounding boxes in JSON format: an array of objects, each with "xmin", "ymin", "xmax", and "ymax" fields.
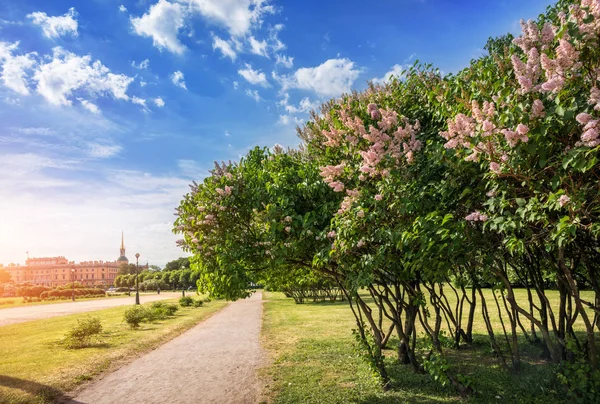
[
  {"xmin": 114, "ymin": 275, "xmax": 124, "ymax": 287},
  {"xmin": 118, "ymin": 263, "xmax": 137, "ymax": 275},
  {"xmin": 164, "ymin": 257, "xmax": 190, "ymax": 272},
  {"xmin": 169, "ymin": 270, "xmax": 181, "ymax": 290},
  {"xmin": 0, "ymin": 269, "xmax": 11, "ymax": 284},
  {"xmin": 148, "ymin": 265, "xmax": 161, "ymax": 272},
  {"xmin": 179, "ymin": 269, "xmax": 192, "ymax": 296}
]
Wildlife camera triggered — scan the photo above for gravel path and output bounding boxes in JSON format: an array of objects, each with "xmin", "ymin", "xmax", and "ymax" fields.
[
  {"xmin": 69, "ymin": 291, "xmax": 264, "ymax": 404},
  {"xmin": 0, "ymin": 293, "xmax": 183, "ymax": 326}
]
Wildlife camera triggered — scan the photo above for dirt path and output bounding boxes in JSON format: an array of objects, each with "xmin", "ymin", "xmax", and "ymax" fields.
[
  {"xmin": 68, "ymin": 291, "xmax": 265, "ymax": 404},
  {"xmin": 0, "ymin": 293, "xmax": 183, "ymax": 327}
]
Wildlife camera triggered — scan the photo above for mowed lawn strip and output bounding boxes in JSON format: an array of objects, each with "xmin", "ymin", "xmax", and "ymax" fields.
[
  {"xmin": 0, "ymin": 297, "xmax": 228, "ymax": 404},
  {"xmin": 261, "ymin": 290, "xmax": 583, "ymax": 404},
  {"xmin": 0, "ymin": 293, "xmax": 157, "ymax": 310}
]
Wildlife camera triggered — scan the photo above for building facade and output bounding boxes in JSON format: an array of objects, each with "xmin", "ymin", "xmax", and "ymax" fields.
[{"xmin": 4, "ymin": 233, "xmax": 142, "ymax": 287}]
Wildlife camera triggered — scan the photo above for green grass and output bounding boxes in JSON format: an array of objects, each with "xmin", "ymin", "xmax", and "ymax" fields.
[
  {"xmin": 0, "ymin": 297, "xmax": 228, "ymax": 404},
  {"xmin": 0, "ymin": 293, "xmax": 160, "ymax": 310},
  {"xmin": 261, "ymin": 290, "xmax": 585, "ymax": 404}
]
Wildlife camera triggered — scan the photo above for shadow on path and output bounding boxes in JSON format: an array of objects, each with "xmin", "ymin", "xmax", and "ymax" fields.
[{"xmin": 0, "ymin": 375, "xmax": 84, "ymax": 403}]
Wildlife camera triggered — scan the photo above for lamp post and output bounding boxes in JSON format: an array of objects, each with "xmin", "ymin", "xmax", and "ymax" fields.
[
  {"xmin": 135, "ymin": 253, "xmax": 140, "ymax": 305},
  {"xmin": 71, "ymin": 268, "xmax": 75, "ymax": 301}
]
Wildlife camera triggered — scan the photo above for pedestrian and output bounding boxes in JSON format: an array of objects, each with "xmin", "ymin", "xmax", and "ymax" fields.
[{"xmin": 157, "ymin": 287, "xmax": 160, "ymax": 295}]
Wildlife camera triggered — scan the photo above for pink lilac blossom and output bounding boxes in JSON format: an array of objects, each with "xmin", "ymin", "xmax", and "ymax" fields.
[
  {"xmin": 327, "ymin": 231, "xmax": 337, "ymax": 238},
  {"xmin": 465, "ymin": 211, "xmax": 489, "ymax": 222},
  {"xmin": 374, "ymin": 194, "xmax": 383, "ymax": 201},
  {"xmin": 357, "ymin": 210, "xmax": 365, "ymax": 218},
  {"xmin": 532, "ymin": 99, "xmax": 545, "ymax": 118},
  {"xmin": 357, "ymin": 240, "xmax": 366, "ymax": 248},
  {"xmin": 490, "ymin": 162, "xmax": 502, "ymax": 174},
  {"xmin": 589, "ymin": 87, "xmax": 600, "ymax": 111},
  {"xmin": 558, "ymin": 194, "xmax": 571, "ymax": 207},
  {"xmin": 578, "ymin": 119, "xmax": 600, "ymax": 147},
  {"xmin": 440, "ymin": 113, "xmax": 475, "ymax": 149},
  {"xmin": 285, "ymin": 226, "xmax": 291, "ymax": 233}
]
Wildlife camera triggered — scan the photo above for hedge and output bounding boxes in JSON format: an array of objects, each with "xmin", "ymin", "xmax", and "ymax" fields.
[{"xmin": 40, "ymin": 288, "xmax": 105, "ymax": 299}]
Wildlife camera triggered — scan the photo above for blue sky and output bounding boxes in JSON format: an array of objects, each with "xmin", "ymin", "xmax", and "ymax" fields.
[{"xmin": 0, "ymin": 0, "xmax": 554, "ymax": 266}]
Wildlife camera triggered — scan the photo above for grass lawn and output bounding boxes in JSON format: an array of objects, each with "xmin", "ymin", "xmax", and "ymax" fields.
[
  {"xmin": 0, "ymin": 297, "xmax": 228, "ymax": 404},
  {"xmin": 260, "ymin": 290, "xmax": 587, "ymax": 404}
]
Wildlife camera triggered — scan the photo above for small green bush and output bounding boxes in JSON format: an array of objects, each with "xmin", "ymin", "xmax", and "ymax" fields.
[
  {"xmin": 193, "ymin": 299, "xmax": 203, "ymax": 307},
  {"xmin": 203, "ymin": 297, "xmax": 211, "ymax": 303},
  {"xmin": 147, "ymin": 301, "xmax": 179, "ymax": 321},
  {"xmin": 179, "ymin": 296, "xmax": 194, "ymax": 307},
  {"xmin": 124, "ymin": 306, "xmax": 147, "ymax": 328},
  {"xmin": 65, "ymin": 317, "xmax": 103, "ymax": 348}
]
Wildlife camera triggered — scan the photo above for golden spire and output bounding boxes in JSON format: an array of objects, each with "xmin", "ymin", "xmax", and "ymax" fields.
[{"xmin": 121, "ymin": 231, "xmax": 125, "ymax": 249}]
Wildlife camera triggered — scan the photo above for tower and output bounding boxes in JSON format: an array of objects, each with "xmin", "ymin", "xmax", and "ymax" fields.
[{"xmin": 117, "ymin": 231, "xmax": 129, "ymax": 264}]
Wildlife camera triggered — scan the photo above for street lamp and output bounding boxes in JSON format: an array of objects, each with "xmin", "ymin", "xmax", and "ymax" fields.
[
  {"xmin": 135, "ymin": 253, "xmax": 140, "ymax": 305},
  {"xmin": 71, "ymin": 268, "xmax": 75, "ymax": 302}
]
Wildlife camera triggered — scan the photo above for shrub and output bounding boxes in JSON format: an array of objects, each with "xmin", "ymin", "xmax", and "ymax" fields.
[
  {"xmin": 40, "ymin": 288, "xmax": 105, "ymax": 300},
  {"xmin": 17, "ymin": 285, "xmax": 51, "ymax": 298},
  {"xmin": 64, "ymin": 317, "xmax": 103, "ymax": 348},
  {"xmin": 115, "ymin": 287, "xmax": 130, "ymax": 293},
  {"xmin": 179, "ymin": 296, "xmax": 194, "ymax": 307},
  {"xmin": 146, "ymin": 301, "xmax": 179, "ymax": 321},
  {"xmin": 203, "ymin": 297, "xmax": 211, "ymax": 303},
  {"xmin": 123, "ymin": 306, "xmax": 147, "ymax": 328},
  {"xmin": 193, "ymin": 299, "xmax": 203, "ymax": 307}
]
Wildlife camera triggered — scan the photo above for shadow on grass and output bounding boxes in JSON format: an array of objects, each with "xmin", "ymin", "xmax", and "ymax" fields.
[
  {"xmin": 0, "ymin": 375, "xmax": 85, "ymax": 403},
  {"xmin": 374, "ymin": 334, "xmax": 563, "ymax": 404}
]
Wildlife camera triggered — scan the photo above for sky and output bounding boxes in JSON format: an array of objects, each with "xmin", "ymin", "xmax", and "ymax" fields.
[{"xmin": 0, "ymin": 0, "xmax": 555, "ymax": 267}]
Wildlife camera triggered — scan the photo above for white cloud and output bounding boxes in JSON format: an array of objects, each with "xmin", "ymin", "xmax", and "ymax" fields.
[
  {"xmin": 132, "ymin": 96, "xmax": 148, "ymax": 110},
  {"xmin": 119, "ymin": 5, "xmax": 128, "ymax": 12},
  {"xmin": 275, "ymin": 54, "xmax": 293, "ymax": 68},
  {"xmin": 185, "ymin": 0, "xmax": 274, "ymax": 37},
  {"xmin": 154, "ymin": 97, "xmax": 165, "ymax": 107},
  {"xmin": 275, "ymin": 58, "xmax": 361, "ymax": 97},
  {"xmin": 170, "ymin": 70, "xmax": 186, "ymax": 89},
  {"xmin": 33, "ymin": 47, "xmax": 134, "ymax": 107},
  {"xmin": 131, "ymin": 0, "xmax": 187, "ymax": 55},
  {"xmin": 268, "ymin": 24, "xmax": 286, "ymax": 52},
  {"xmin": 0, "ymin": 41, "xmax": 37, "ymax": 95},
  {"xmin": 281, "ymin": 96, "xmax": 318, "ymax": 114},
  {"xmin": 87, "ymin": 143, "xmax": 122, "ymax": 158},
  {"xmin": 132, "ymin": 59, "xmax": 150, "ymax": 70},
  {"xmin": 245, "ymin": 89, "xmax": 260, "ymax": 102},
  {"xmin": 238, "ymin": 63, "xmax": 268, "ymax": 86},
  {"xmin": 27, "ymin": 7, "xmax": 78, "ymax": 39},
  {"xmin": 4, "ymin": 97, "xmax": 20, "ymax": 105},
  {"xmin": 372, "ymin": 64, "xmax": 407, "ymax": 85},
  {"xmin": 232, "ymin": 81, "xmax": 239, "ymax": 89},
  {"xmin": 212, "ymin": 35, "xmax": 236, "ymax": 60},
  {"xmin": 140, "ymin": 80, "xmax": 147, "ymax": 87},
  {"xmin": 78, "ymin": 98, "xmax": 101, "ymax": 114},
  {"xmin": 248, "ymin": 36, "xmax": 268, "ymax": 57},
  {"xmin": 278, "ymin": 114, "xmax": 302, "ymax": 125},
  {"xmin": 13, "ymin": 127, "xmax": 56, "ymax": 136}
]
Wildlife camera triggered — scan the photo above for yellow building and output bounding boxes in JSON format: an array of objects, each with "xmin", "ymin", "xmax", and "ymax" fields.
[{"xmin": 4, "ymin": 233, "xmax": 137, "ymax": 287}]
